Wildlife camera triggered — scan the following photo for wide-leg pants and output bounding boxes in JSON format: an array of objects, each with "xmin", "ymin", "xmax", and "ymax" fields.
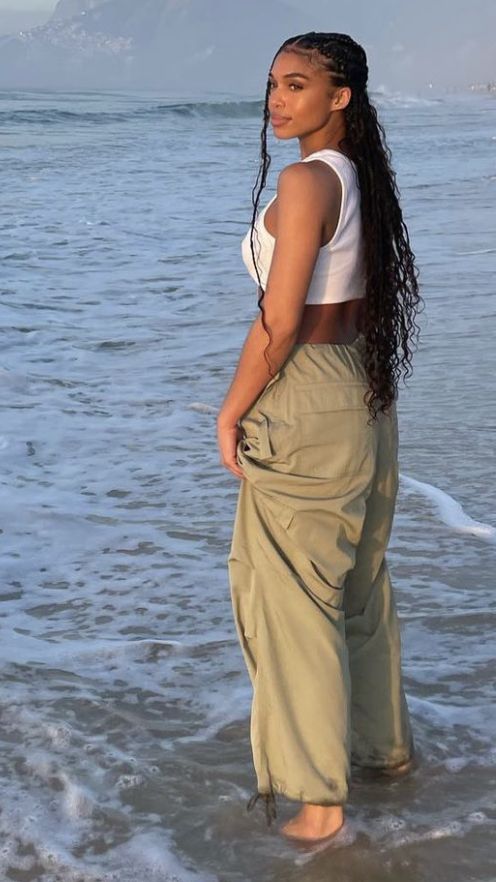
[{"xmin": 227, "ymin": 335, "xmax": 414, "ymax": 824}]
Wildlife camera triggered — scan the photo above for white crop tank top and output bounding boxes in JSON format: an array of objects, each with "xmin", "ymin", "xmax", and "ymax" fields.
[{"xmin": 240, "ymin": 148, "xmax": 366, "ymax": 304}]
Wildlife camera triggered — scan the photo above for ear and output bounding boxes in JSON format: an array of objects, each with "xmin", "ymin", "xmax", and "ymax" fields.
[{"xmin": 333, "ymin": 86, "xmax": 352, "ymax": 111}]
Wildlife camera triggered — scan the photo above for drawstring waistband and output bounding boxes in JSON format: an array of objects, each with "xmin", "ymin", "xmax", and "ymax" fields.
[{"xmin": 246, "ymin": 786, "xmax": 278, "ymax": 827}]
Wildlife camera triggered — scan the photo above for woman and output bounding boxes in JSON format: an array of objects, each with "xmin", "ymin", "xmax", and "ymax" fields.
[{"xmin": 216, "ymin": 31, "xmax": 423, "ymax": 844}]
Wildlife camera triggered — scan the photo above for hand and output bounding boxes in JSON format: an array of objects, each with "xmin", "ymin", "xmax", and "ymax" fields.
[{"xmin": 217, "ymin": 419, "xmax": 245, "ymax": 479}]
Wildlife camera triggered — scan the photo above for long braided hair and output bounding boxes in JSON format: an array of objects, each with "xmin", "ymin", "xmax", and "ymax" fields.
[{"xmin": 248, "ymin": 32, "xmax": 424, "ymax": 421}]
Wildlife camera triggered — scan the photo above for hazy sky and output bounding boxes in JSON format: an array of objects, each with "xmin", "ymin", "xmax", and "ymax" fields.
[
  {"xmin": 0, "ymin": 1, "xmax": 55, "ymax": 7},
  {"xmin": 0, "ymin": 0, "xmax": 493, "ymax": 14},
  {"xmin": 0, "ymin": 0, "xmax": 494, "ymax": 91},
  {"xmin": 0, "ymin": 1, "xmax": 56, "ymax": 7}
]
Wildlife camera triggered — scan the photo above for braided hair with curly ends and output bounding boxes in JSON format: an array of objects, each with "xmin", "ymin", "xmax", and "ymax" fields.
[{"xmin": 247, "ymin": 32, "xmax": 424, "ymax": 422}]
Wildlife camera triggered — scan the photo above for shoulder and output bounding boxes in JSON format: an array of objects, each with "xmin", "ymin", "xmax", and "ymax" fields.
[
  {"xmin": 277, "ymin": 160, "xmax": 322, "ymax": 197},
  {"xmin": 276, "ymin": 159, "xmax": 341, "ymax": 207}
]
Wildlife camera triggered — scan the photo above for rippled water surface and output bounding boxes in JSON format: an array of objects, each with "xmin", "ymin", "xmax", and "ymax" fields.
[{"xmin": 1, "ymin": 87, "xmax": 495, "ymax": 881}]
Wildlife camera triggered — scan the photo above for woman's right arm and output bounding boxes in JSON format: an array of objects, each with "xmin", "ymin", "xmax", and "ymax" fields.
[{"xmin": 217, "ymin": 164, "xmax": 326, "ymax": 475}]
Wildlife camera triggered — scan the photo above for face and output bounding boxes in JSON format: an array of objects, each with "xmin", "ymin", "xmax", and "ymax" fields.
[{"xmin": 267, "ymin": 50, "xmax": 350, "ymax": 143}]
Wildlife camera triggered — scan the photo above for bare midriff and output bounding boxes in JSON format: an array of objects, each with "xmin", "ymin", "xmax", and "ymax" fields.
[{"xmin": 295, "ymin": 298, "xmax": 365, "ymax": 344}]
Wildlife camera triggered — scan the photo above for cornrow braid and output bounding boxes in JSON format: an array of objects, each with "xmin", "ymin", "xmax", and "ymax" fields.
[{"xmin": 247, "ymin": 31, "xmax": 423, "ymax": 422}]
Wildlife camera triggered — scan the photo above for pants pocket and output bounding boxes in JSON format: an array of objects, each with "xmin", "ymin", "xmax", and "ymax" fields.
[
  {"xmin": 293, "ymin": 410, "xmax": 374, "ymax": 479},
  {"xmin": 240, "ymin": 383, "xmax": 375, "ymax": 481},
  {"xmin": 257, "ymin": 493, "xmax": 347, "ymax": 615},
  {"xmin": 288, "ymin": 383, "xmax": 375, "ymax": 480}
]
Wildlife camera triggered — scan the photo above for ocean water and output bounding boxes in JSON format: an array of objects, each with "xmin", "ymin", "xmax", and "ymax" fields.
[{"xmin": 0, "ymin": 86, "xmax": 495, "ymax": 881}]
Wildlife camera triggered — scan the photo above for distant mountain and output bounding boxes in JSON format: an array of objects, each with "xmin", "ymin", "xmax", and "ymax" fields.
[
  {"xmin": 51, "ymin": 0, "xmax": 110, "ymax": 21},
  {"xmin": 0, "ymin": 0, "xmax": 309, "ymax": 93},
  {"xmin": 0, "ymin": 9, "xmax": 50, "ymax": 37}
]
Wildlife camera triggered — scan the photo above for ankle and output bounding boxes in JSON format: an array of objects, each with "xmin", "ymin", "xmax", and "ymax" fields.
[{"xmin": 303, "ymin": 802, "xmax": 344, "ymax": 819}]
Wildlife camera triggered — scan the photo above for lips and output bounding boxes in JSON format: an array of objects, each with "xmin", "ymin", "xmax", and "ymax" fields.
[{"xmin": 271, "ymin": 116, "xmax": 290, "ymax": 125}]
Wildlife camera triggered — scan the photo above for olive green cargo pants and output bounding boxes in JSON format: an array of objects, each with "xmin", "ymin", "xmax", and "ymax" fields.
[{"xmin": 227, "ymin": 335, "xmax": 414, "ymax": 825}]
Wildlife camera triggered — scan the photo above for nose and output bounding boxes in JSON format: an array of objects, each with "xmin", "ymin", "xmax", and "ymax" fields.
[
  {"xmin": 268, "ymin": 84, "xmax": 283, "ymax": 106},
  {"xmin": 269, "ymin": 94, "xmax": 284, "ymax": 111}
]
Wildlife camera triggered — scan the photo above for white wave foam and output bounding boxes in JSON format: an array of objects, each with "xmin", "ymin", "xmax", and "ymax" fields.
[
  {"xmin": 372, "ymin": 85, "xmax": 441, "ymax": 107},
  {"xmin": 400, "ymin": 474, "xmax": 496, "ymax": 541},
  {"xmin": 189, "ymin": 402, "xmax": 217, "ymax": 413},
  {"xmin": 0, "ymin": 632, "xmax": 186, "ymax": 666},
  {"xmin": 0, "ymin": 787, "xmax": 218, "ymax": 881},
  {"xmin": 455, "ymin": 247, "xmax": 496, "ymax": 255}
]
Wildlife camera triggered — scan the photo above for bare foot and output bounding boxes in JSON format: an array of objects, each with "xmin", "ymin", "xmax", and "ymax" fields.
[
  {"xmin": 379, "ymin": 757, "xmax": 413, "ymax": 777},
  {"xmin": 280, "ymin": 803, "xmax": 344, "ymax": 842}
]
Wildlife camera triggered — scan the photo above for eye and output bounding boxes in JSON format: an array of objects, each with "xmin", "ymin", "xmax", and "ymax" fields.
[{"xmin": 268, "ymin": 82, "xmax": 302, "ymax": 91}]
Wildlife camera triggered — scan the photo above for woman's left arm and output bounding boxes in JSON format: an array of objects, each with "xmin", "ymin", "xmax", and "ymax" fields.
[{"xmin": 217, "ymin": 162, "xmax": 326, "ymax": 477}]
